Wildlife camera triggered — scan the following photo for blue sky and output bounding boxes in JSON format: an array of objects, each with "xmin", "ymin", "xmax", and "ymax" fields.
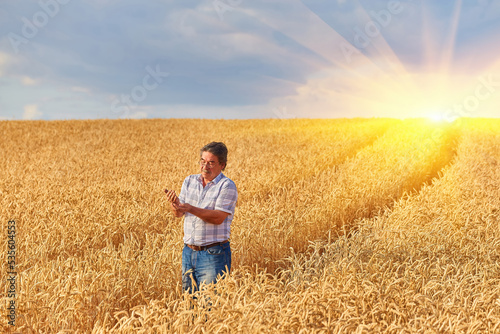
[{"xmin": 0, "ymin": 0, "xmax": 499, "ymax": 120}]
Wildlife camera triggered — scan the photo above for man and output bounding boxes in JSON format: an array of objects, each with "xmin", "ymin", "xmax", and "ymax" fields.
[{"xmin": 165, "ymin": 142, "xmax": 237, "ymax": 293}]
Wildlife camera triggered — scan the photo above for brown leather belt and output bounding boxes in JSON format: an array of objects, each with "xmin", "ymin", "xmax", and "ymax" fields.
[{"xmin": 186, "ymin": 240, "xmax": 228, "ymax": 251}]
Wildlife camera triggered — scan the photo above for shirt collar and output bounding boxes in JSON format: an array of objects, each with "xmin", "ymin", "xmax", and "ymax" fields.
[{"xmin": 197, "ymin": 172, "xmax": 224, "ymax": 185}]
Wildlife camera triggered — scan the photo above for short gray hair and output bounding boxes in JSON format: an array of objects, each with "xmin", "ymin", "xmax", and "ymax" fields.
[{"xmin": 200, "ymin": 142, "xmax": 228, "ymax": 170}]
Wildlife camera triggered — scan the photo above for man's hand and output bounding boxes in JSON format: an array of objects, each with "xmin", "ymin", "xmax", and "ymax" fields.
[
  {"xmin": 175, "ymin": 203, "xmax": 193, "ymax": 214},
  {"xmin": 165, "ymin": 189, "xmax": 183, "ymax": 217},
  {"xmin": 165, "ymin": 189, "xmax": 180, "ymax": 205},
  {"xmin": 165, "ymin": 189, "xmax": 229, "ymax": 224}
]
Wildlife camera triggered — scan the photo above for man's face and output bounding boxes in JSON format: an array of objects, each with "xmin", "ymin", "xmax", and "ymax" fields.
[{"xmin": 199, "ymin": 151, "xmax": 224, "ymax": 182}]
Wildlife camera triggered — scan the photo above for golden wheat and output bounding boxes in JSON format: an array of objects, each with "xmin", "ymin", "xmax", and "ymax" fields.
[{"xmin": 0, "ymin": 118, "xmax": 499, "ymax": 333}]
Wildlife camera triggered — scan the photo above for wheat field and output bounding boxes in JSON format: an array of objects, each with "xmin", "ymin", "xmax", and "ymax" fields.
[{"xmin": 1, "ymin": 118, "xmax": 499, "ymax": 333}]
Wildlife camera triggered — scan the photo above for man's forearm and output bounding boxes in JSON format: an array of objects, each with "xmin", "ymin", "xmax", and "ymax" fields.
[{"xmin": 185, "ymin": 205, "xmax": 228, "ymax": 225}]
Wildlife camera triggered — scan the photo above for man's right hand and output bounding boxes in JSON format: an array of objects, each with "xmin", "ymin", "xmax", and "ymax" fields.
[
  {"xmin": 165, "ymin": 189, "xmax": 183, "ymax": 217},
  {"xmin": 165, "ymin": 189, "xmax": 180, "ymax": 204}
]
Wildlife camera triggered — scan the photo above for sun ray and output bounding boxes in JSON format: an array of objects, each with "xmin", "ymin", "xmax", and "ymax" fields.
[
  {"xmin": 421, "ymin": 2, "xmax": 441, "ymax": 72},
  {"xmin": 246, "ymin": 1, "xmax": 388, "ymax": 77},
  {"xmin": 351, "ymin": 2, "xmax": 411, "ymax": 75},
  {"xmin": 245, "ymin": 0, "xmax": 425, "ymax": 115},
  {"xmin": 247, "ymin": 1, "xmax": 498, "ymax": 119},
  {"xmin": 440, "ymin": 0, "xmax": 462, "ymax": 75}
]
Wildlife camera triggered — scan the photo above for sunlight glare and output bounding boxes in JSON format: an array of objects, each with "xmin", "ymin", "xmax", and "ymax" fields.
[{"xmin": 426, "ymin": 111, "xmax": 455, "ymax": 123}]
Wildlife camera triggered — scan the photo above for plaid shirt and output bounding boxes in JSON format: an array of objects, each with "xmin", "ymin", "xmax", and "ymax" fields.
[{"xmin": 179, "ymin": 172, "xmax": 237, "ymax": 246}]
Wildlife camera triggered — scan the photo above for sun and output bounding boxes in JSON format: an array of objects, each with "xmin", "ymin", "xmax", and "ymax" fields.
[
  {"xmin": 425, "ymin": 111, "xmax": 457, "ymax": 123},
  {"xmin": 428, "ymin": 112, "xmax": 446, "ymax": 122}
]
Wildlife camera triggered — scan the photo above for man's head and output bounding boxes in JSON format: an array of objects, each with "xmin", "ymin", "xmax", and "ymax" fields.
[
  {"xmin": 199, "ymin": 142, "xmax": 228, "ymax": 182},
  {"xmin": 200, "ymin": 142, "xmax": 228, "ymax": 170}
]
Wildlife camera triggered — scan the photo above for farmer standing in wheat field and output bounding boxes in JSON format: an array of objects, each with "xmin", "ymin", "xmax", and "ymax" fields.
[{"xmin": 165, "ymin": 142, "xmax": 238, "ymax": 293}]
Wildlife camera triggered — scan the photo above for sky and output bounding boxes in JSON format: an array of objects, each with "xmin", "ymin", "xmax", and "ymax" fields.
[{"xmin": 0, "ymin": 0, "xmax": 499, "ymax": 120}]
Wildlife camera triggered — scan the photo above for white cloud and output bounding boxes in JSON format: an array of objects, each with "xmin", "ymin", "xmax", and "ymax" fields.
[
  {"xmin": 21, "ymin": 76, "xmax": 37, "ymax": 86},
  {"xmin": 125, "ymin": 111, "xmax": 148, "ymax": 119},
  {"xmin": 0, "ymin": 51, "xmax": 11, "ymax": 76},
  {"xmin": 23, "ymin": 104, "xmax": 43, "ymax": 120}
]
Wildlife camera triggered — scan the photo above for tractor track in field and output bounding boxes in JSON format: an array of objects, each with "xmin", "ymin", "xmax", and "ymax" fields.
[{"xmin": 234, "ymin": 121, "xmax": 462, "ymax": 274}]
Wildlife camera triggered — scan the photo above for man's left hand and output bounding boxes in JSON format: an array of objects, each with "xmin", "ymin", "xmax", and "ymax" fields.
[{"xmin": 175, "ymin": 203, "xmax": 193, "ymax": 214}]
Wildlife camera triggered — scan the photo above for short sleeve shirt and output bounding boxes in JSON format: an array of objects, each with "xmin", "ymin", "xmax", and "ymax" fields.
[{"xmin": 178, "ymin": 172, "xmax": 237, "ymax": 246}]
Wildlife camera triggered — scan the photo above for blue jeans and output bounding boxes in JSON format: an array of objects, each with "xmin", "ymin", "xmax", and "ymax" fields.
[{"xmin": 182, "ymin": 242, "xmax": 231, "ymax": 293}]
